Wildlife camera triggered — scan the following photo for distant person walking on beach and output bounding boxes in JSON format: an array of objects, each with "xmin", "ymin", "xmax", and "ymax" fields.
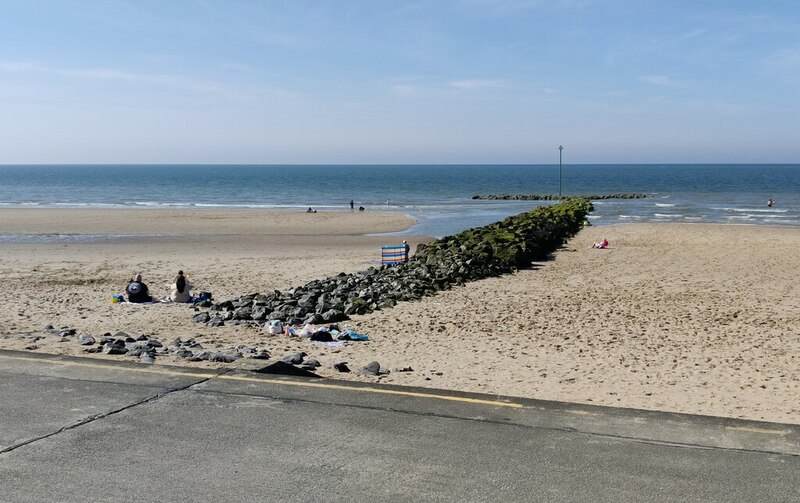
[
  {"xmin": 350, "ymin": 199, "xmax": 354, "ymax": 211},
  {"xmin": 170, "ymin": 270, "xmax": 193, "ymax": 303},
  {"xmin": 126, "ymin": 273, "xmax": 152, "ymax": 303}
]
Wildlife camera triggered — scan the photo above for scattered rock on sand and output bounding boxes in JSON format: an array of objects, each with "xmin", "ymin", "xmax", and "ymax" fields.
[
  {"xmin": 359, "ymin": 361, "xmax": 382, "ymax": 376},
  {"xmin": 281, "ymin": 352, "xmax": 306, "ymax": 365},
  {"xmin": 333, "ymin": 362, "xmax": 350, "ymax": 373},
  {"xmin": 102, "ymin": 342, "xmax": 127, "ymax": 355},
  {"xmin": 189, "ymin": 351, "xmax": 211, "ymax": 362},
  {"xmin": 209, "ymin": 352, "xmax": 239, "ymax": 363},
  {"xmin": 172, "ymin": 348, "xmax": 193, "ymax": 359},
  {"xmin": 207, "ymin": 317, "xmax": 225, "ymax": 327},
  {"xmin": 125, "ymin": 347, "xmax": 144, "ymax": 357}
]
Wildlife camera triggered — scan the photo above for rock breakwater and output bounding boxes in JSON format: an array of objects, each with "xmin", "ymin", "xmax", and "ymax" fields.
[
  {"xmin": 195, "ymin": 198, "xmax": 593, "ymax": 327},
  {"xmin": 472, "ymin": 193, "xmax": 647, "ymax": 200}
]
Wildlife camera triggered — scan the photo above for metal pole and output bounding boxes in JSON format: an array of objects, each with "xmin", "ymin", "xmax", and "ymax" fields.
[{"xmin": 558, "ymin": 145, "xmax": 563, "ymax": 198}]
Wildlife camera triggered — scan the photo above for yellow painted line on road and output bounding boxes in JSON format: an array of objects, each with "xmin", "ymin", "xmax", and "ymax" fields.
[
  {"xmin": 725, "ymin": 426, "xmax": 791, "ymax": 436},
  {"xmin": 0, "ymin": 354, "xmax": 219, "ymax": 379},
  {"xmin": 565, "ymin": 409, "xmax": 594, "ymax": 416},
  {"xmin": 0, "ymin": 353, "xmax": 522, "ymax": 409},
  {"xmin": 216, "ymin": 374, "xmax": 523, "ymax": 408}
]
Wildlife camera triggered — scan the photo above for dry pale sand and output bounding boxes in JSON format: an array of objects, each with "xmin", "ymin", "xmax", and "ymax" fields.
[{"xmin": 1, "ymin": 209, "xmax": 798, "ymax": 424}]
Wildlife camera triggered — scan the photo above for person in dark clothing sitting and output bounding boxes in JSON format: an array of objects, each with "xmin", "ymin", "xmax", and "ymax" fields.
[{"xmin": 126, "ymin": 273, "xmax": 152, "ymax": 303}]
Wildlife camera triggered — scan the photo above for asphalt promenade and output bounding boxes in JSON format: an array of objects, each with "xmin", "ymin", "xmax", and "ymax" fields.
[{"xmin": 0, "ymin": 350, "xmax": 798, "ymax": 502}]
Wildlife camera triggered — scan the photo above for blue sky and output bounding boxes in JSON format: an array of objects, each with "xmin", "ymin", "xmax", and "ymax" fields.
[{"xmin": 1, "ymin": 0, "xmax": 799, "ymax": 163}]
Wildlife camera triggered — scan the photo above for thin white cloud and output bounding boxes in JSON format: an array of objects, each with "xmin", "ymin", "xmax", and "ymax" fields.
[
  {"xmin": 458, "ymin": 0, "xmax": 593, "ymax": 12},
  {"xmin": 448, "ymin": 79, "xmax": 509, "ymax": 90},
  {"xmin": 58, "ymin": 68, "xmax": 221, "ymax": 92},
  {"xmin": 639, "ymin": 75, "xmax": 684, "ymax": 88},
  {"xmin": 0, "ymin": 60, "xmax": 221, "ymax": 92},
  {"xmin": 682, "ymin": 28, "xmax": 707, "ymax": 40},
  {"xmin": 0, "ymin": 61, "xmax": 40, "ymax": 72},
  {"xmin": 390, "ymin": 84, "xmax": 416, "ymax": 97},
  {"xmin": 767, "ymin": 49, "xmax": 800, "ymax": 69}
]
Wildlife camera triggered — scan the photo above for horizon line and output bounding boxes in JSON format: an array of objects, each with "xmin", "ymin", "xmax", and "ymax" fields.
[{"xmin": 2, "ymin": 162, "xmax": 800, "ymax": 167}]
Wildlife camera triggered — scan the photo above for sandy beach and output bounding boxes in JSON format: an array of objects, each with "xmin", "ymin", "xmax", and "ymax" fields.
[{"xmin": 1, "ymin": 208, "xmax": 797, "ymax": 424}]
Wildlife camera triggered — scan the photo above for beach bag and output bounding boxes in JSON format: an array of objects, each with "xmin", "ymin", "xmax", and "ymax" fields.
[
  {"xmin": 299, "ymin": 324, "xmax": 315, "ymax": 338},
  {"xmin": 266, "ymin": 320, "xmax": 283, "ymax": 335}
]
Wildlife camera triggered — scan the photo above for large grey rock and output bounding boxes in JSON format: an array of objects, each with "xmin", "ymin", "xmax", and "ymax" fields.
[
  {"xmin": 189, "ymin": 351, "xmax": 211, "ymax": 362},
  {"xmin": 77, "ymin": 334, "xmax": 95, "ymax": 346},
  {"xmin": 207, "ymin": 317, "xmax": 225, "ymax": 328},
  {"xmin": 125, "ymin": 347, "xmax": 144, "ymax": 357},
  {"xmin": 208, "ymin": 352, "xmax": 239, "ymax": 363},
  {"xmin": 250, "ymin": 349, "xmax": 270, "ymax": 360},
  {"xmin": 102, "ymin": 343, "xmax": 127, "ymax": 355},
  {"xmin": 321, "ymin": 309, "xmax": 347, "ymax": 323},
  {"xmin": 172, "ymin": 348, "xmax": 193, "ymax": 358},
  {"xmin": 358, "ymin": 361, "xmax": 381, "ymax": 376},
  {"xmin": 281, "ymin": 352, "xmax": 306, "ymax": 365},
  {"xmin": 303, "ymin": 313, "xmax": 324, "ymax": 325}
]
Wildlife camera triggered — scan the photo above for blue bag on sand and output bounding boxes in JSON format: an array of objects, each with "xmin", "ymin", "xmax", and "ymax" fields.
[{"xmin": 346, "ymin": 331, "xmax": 369, "ymax": 342}]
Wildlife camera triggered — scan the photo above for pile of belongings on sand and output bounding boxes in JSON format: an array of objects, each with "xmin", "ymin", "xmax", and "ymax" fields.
[{"xmin": 265, "ymin": 320, "xmax": 369, "ymax": 343}]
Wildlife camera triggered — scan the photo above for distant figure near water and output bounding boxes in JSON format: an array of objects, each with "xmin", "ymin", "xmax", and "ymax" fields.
[
  {"xmin": 403, "ymin": 240, "xmax": 410, "ymax": 261},
  {"xmin": 350, "ymin": 199, "xmax": 354, "ymax": 211},
  {"xmin": 359, "ymin": 206, "xmax": 365, "ymax": 211},
  {"xmin": 306, "ymin": 207, "xmax": 317, "ymax": 213},
  {"xmin": 768, "ymin": 198, "xmax": 775, "ymax": 207}
]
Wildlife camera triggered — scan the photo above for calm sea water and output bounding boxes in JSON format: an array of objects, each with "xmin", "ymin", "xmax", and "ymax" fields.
[{"xmin": 0, "ymin": 164, "xmax": 798, "ymax": 239}]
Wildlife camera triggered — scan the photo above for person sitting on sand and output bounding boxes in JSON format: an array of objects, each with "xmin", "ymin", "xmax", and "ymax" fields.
[
  {"xmin": 591, "ymin": 238, "xmax": 609, "ymax": 249},
  {"xmin": 170, "ymin": 270, "xmax": 193, "ymax": 303},
  {"xmin": 126, "ymin": 273, "xmax": 152, "ymax": 303}
]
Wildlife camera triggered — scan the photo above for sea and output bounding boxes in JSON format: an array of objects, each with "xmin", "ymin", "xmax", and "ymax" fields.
[{"xmin": 0, "ymin": 164, "xmax": 798, "ymax": 241}]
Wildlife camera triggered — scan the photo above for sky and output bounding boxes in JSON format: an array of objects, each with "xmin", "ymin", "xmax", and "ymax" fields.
[{"xmin": 1, "ymin": 0, "xmax": 799, "ymax": 164}]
